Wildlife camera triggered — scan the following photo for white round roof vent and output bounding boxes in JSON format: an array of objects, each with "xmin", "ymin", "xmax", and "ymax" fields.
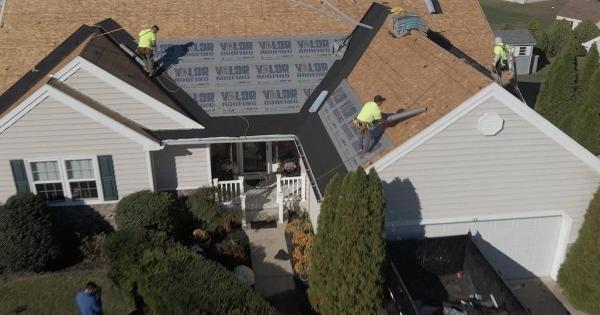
[{"xmin": 477, "ymin": 113, "xmax": 504, "ymax": 136}]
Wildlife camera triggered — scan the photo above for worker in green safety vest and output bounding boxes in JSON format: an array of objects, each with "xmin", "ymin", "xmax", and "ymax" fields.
[
  {"xmin": 137, "ymin": 25, "xmax": 159, "ymax": 77},
  {"xmin": 492, "ymin": 36, "xmax": 511, "ymax": 78}
]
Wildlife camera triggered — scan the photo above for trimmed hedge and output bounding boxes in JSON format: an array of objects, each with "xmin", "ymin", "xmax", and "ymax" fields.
[
  {"xmin": 0, "ymin": 193, "xmax": 61, "ymax": 272},
  {"xmin": 115, "ymin": 190, "xmax": 177, "ymax": 235},
  {"xmin": 558, "ymin": 187, "xmax": 600, "ymax": 315},
  {"xmin": 104, "ymin": 229, "xmax": 275, "ymax": 314}
]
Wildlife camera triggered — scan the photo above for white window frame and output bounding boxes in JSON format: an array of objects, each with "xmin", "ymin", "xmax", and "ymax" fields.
[
  {"xmin": 25, "ymin": 157, "xmax": 104, "ymax": 204},
  {"xmin": 64, "ymin": 158, "xmax": 101, "ymax": 201},
  {"xmin": 27, "ymin": 159, "xmax": 65, "ymax": 201}
]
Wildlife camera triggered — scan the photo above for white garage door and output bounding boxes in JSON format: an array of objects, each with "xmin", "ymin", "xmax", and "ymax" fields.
[{"xmin": 388, "ymin": 214, "xmax": 565, "ymax": 279}]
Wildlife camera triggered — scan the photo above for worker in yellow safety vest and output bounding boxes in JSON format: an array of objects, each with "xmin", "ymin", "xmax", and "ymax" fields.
[
  {"xmin": 137, "ymin": 25, "xmax": 159, "ymax": 77},
  {"xmin": 492, "ymin": 36, "xmax": 511, "ymax": 78},
  {"xmin": 353, "ymin": 95, "xmax": 386, "ymax": 153}
]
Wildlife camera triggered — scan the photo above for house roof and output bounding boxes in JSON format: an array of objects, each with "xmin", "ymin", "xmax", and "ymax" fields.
[
  {"xmin": 0, "ymin": 1, "xmax": 495, "ymax": 196},
  {"xmin": 557, "ymin": 0, "xmax": 600, "ymax": 22},
  {"xmin": 494, "ymin": 30, "xmax": 536, "ymax": 45},
  {"xmin": 0, "ymin": 0, "xmax": 494, "ymax": 95}
]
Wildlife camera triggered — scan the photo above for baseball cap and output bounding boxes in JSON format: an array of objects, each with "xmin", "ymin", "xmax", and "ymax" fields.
[{"xmin": 374, "ymin": 95, "xmax": 386, "ymax": 102}]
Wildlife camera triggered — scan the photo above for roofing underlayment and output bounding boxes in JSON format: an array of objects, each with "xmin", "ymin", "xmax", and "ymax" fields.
[{"xmin": 0, "ymin": 1, "xmax": 494, "ymax": 197}]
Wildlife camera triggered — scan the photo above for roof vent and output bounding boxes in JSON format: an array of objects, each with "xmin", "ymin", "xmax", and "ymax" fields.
[
  {"xmin": 391, "ymin": 14, "xmax": 427, "ymax": 37},
  {"xmin": 424, "ymin": 0, "xmax": 442, "ymax": 14},
  {"xmin": 478, "ymin": 113, "xmax": 504, "ymax": 136}
]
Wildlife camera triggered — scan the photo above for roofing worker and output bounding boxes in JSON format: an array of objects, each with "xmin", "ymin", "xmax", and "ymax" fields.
[
  {"xmin": 137, "ymin": 25, "xmax": 159, "ymax": 77},
  {"xmin": 354, "ymin": 95, "xmax": 386, "ymax": 153},
  {"xmin": 492, "ymin": 36, "xmax": 511, "ymax": 79}
]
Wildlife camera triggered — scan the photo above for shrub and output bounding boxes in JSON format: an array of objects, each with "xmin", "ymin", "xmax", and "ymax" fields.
[
  {"xmin": 103, "ymin": 228, "xmax": 172, "ymax": 296},
  {"xmin": 211, "ymin": 229, "xmax": 250, "ymax": 269},
  {"xmin": 546, "ymin": 19, "xmax": 575, "ymax": 58},
  {"xmin": 558, "ymin": 187, "xmax": 600, "ymax": 315},
  {"xmin": 286, "ymin": 211, "xmax": 314, "ymax": 279},
  {"xmin": 115, "ymin": 190, "xmax": 177, "ymax": 235},
  {"xmin": 79, "ymin": 233, "xmax": 107, "ymax": 264},
  {"xmin": 104, "ymin": 229, "xmax": 275, "ymax": 314},
  {"xmin": 0, "ymin": 193, "xmax": 61, "ymax": 272},
  {"xmin": 187, "ymin": 186, "xmax": 240, "ymax": 233},
  {"xmin": 309, "ymin": 168, "xmax": 385, "ymax": 315},
  {"xmin": 137, "ymin": 246, "xmax": 276, "ymax": 314}
]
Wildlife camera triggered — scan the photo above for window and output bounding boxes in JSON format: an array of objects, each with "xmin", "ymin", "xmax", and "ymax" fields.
[
  {"xmin": 28, "ymin": 158, "xmax": 100, "ymax": 202},
  {"xmin": 65, "ymin": 159, "xmax": 98, "ymax": 199},
  {"xmin": 30, "ymin": 161, "xmax": 64, "ymax": 201}
]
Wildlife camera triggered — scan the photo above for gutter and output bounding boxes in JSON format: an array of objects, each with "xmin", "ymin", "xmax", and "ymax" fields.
[{"xmin": 161, "ymin": 134, "xmax": 298, "ymax": 146}]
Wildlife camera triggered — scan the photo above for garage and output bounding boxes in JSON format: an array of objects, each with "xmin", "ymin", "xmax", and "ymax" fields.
[{"xmin": 386, "ymin": 212, "xmax": 572, "ymax": 280}]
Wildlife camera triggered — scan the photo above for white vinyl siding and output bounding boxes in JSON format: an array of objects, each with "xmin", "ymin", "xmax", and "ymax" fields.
[
  {"xmin": 0, "ymin": 96, "xmax": 150, "ymax": 202},
  {"xmin": 64, "ymin": 68, "xmax": 185, "ymax": 130},
  {"xmin": 152, "ymin": 144, "xmax": 211, "ymax": 191},
  {"xmin": 379, "ymin": 96, "xmax": 600, "ymax": 244}
]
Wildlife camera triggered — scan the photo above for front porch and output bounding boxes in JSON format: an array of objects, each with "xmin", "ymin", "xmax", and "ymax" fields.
[{"xmin": 210, "ymin": 141, "xmax": 308, "ymax": 226}]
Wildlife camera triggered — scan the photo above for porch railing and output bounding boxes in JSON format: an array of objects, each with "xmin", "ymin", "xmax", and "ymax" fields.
[
  {"xmin": 212, "ymin": 176, "xmax": 245, "ymax": 203},
  {"xmin": 276, "ymin": 174, "xmax": 306, "ymax": 202},
  {"xmin": 213, "ymin": 176, "xmax": 246, "ymax": 226},
  {"xmin": 275, "ymin": 173, "xmax": 307, "ymax": 224}
]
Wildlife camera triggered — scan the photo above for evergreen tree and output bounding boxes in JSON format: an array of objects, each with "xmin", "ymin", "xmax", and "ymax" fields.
[
  {"xmin": 536, "ymin": 38, "xmax": 578, "ymax": 132},
  {"xmin": 558, "ymin": 187, "xmax": 600, "ymax": 315},
  {"xmin": 308, "ymin": 175, "xmax": 342, "ymax": 312},
  {"xmin": 573, "ymin": 68, "xmax": 600, "ymax": 154},
  {"xmin": 546, "ymin": 19, "xmax": 575, "ymax": 57},
  {"xmin": 574, "ymin": 20, "xmax": 600, "ymax": 55},
  {"xmin": 528, "ymin": 19, "xmax": 548, "ymax": 52},
  {"xmin": 578, "ymin": 43, "xmax": 600, "ymax": 100},
  {"xmin": 308, "ymin": 168, "xmax": 385, "ymax": 314}
]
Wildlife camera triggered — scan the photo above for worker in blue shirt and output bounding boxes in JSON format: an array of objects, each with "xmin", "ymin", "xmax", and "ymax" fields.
[{"xmin": 75, "ymin": 282, "xmax": 102, "ymax": 315}]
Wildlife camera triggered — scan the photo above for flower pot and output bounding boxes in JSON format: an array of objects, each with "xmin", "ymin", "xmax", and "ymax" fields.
[{"xmin": 299, "ymin": 273, "xmax": 309, "ymax": 284}]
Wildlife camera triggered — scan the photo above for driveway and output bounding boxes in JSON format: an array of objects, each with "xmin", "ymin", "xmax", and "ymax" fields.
[{"xmin": 506, "ymin": 277, "xmax": 588, "ymax": 315}]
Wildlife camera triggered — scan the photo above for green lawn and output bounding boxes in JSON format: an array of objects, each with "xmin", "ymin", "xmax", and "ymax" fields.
[
  {"xmin": 479, "ymin": 0, "xmax": 567, "ymax": 29},
  {"xmin": 0, "ymin": 269, "xmax": 133, "ymax": 315}
]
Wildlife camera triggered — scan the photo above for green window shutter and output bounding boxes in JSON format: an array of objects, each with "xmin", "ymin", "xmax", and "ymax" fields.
[
  {"xmin": 97, "ymin": 155, "xmax": 119, "ymax": 201},
  {"xmin": 10, "ymin": 160, "xmax": 31, "ymax": 193}
]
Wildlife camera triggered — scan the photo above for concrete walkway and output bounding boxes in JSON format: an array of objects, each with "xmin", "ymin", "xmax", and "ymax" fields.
[{"xmin": 246, "ymin": 224, "xmax": 301, "ymax": 314}]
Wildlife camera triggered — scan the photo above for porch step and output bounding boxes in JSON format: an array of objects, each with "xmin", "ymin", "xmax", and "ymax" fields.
[{"xmin": 245, "ymin": 208, "xmax": 280, "ymax": 223}]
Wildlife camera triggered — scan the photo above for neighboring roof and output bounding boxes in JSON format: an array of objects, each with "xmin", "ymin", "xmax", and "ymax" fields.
[
  {"xmin": 46, "ymin": 78, "xmax": 159, "ymax": 145},
  {"xmin": 494, "ymin": 30, "xmax": 536, "ymax": 45},
  {"xmin": 557, "ymin": 0, "xmax": 600, "ymax": 22}
]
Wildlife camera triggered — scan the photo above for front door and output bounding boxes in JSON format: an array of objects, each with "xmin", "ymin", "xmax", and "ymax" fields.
[{"xmin": 242, "ymin": 142, "xmax": 267, "ymax": 174}]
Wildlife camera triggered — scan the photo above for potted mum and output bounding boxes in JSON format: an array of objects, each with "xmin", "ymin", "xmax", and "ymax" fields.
[{"xmin": 192, "ymin": 228, "xmax": 211, "ymax": 249}]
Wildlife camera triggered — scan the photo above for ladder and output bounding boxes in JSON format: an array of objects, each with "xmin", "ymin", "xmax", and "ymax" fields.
[{"xmin": 294, "ymin": 138, "xmax": 323, "ymax": 201}]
